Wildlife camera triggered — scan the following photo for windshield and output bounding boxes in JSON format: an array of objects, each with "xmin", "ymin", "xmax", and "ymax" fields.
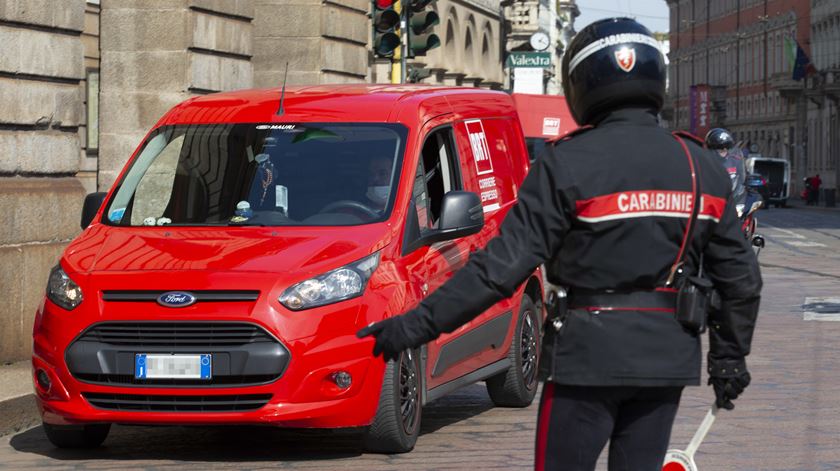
[{"xmin": 104, "ymin": 123, "xmax": 407, "ymax": 226}]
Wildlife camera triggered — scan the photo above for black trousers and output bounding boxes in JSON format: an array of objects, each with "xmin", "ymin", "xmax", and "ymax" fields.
[{"xmin": 534, "ymin": 383, "xmax": 683, "ymax": 471}]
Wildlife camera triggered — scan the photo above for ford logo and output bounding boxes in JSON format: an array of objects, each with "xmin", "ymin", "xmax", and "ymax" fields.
[{"xmin": 157, "ymin": 291, "xmax": 197, "ymax": 308}]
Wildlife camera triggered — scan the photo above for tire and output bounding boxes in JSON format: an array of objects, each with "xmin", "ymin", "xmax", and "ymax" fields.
[
  {"xmin": 43, "ymin": 422, "xmax": 110, "ymax": 448},
  {"xmin": 362, "ymin": 349, "xmax": 422, "ymax": 454},
  {"xmin": 486, "ymin": 294, "xmax": 540, "ymax": 407}
]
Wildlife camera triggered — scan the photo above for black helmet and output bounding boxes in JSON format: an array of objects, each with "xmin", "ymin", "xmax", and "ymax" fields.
[
  {"xmin": 705, "ymin": 128, "xmax": 735, "ymax": 150},
  {"xmin": 562, "ymin": 18, "xmax": 666, "ymax": 125}
]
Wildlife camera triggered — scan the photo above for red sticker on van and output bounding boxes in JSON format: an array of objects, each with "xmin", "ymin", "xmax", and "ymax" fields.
[{"xmin": 465, "ymin": 119, "xmax": 494, "ymax": 175}]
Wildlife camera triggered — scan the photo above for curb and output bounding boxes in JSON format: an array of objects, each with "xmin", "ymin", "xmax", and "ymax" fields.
[{"xmin": 0, "ymin": 393, "xmax": 39, "ymax": 437}]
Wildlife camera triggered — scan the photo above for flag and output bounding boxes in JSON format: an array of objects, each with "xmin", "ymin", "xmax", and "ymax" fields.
[{"xmin": 784, "ymin": 36, "xmax": 817, "ymax": 81}]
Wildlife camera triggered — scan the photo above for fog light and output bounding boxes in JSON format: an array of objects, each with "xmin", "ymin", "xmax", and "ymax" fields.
[
  {"xmin": 36, "ymin": 369, "xmax": 51, "ymax": 392},
  {"xmin": 331, "ymin": 371, "xmax": 352, "ymax": 389}
]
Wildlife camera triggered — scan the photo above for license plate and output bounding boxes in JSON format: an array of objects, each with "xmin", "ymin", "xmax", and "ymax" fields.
[{"xmin": 135, "ymin": 354, "xmax": 211, "ymax": 380}]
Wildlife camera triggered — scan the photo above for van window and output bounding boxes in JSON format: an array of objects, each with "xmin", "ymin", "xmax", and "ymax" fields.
[
  {"xmin": 130, "ymin": 135, "xmax": 184, "ymax": 225},
  {"xmin": 412, "ymin": 128, "xmax": 461, "ymax": 232},
  {"xmin": 104, "ymin": 123, "xmax": 407, "ymax": 227},
  {"xmin": 411, "ymin": 161, "xmax": 430, "ymax": 230}
]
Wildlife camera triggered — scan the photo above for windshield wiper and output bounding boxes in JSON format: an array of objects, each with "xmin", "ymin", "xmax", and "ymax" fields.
[{"xmin": 227, "ymin": 222, "xmax": 265, "ymax": 227}]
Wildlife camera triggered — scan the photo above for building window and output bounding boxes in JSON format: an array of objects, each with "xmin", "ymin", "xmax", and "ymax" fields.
[{"xmin": 86, "ymin": 69, "xmax": 100, "ymax": 155}]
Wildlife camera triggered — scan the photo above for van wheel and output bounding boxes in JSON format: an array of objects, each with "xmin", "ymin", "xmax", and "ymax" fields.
[
  {"xmin": 362, "ymin": 349, "xmax": 422, "ymax": 453},
  {"xmin": 486, "ymin": 295, "xmax": 539, "ymax": 407},
  {"xmin": 43, "ymin": 422, "xmax": 110, "ymax": 448}
]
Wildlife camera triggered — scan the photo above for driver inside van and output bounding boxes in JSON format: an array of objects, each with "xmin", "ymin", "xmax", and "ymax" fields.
[{"xmin": 364, "ymin": 155, "xmax": 393, "ymax": 212}]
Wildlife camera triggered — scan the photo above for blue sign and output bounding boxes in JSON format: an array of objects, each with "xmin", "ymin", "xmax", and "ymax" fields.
[
  {"xmin": 135, "ymin": 354, "xmax": 147, "ymax": 378},
  {"xmin": 200, "ymin": 354, "xmax": 212, "ymax": 379}
]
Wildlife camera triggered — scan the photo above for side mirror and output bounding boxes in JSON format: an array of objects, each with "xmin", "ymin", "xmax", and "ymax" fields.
[
  {"xmin": 751, "ymin": 234, "xmax": 765, "ymax": 249},
  {"xmin": 81, "ymin": 192, "xmax": 107, "ymax": 229},
  {"xmin": 426, "ymin": 191, "xmax": 484, "ymax": 244}
]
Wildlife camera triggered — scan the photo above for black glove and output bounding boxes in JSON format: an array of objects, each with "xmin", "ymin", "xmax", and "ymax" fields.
[
  {"xmin": 707, "ymin": 357, "xmax": 751, "ymax": 410},
  {"xmin": 356, "ymin": 308, "xmax": 438, "ymax": 362}
]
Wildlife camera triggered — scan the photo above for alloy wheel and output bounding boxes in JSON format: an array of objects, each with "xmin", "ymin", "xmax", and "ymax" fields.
[
  {"xmin": 520, "ymin": 310, "xmax": 538, "ymax": 389},
  {"xmin": 399, "ymin": 350, "xmax": 420, "ymax": 435}
]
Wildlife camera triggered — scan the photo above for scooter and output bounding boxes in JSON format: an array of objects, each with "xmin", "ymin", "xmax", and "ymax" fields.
[{"xmin": 737, "ymin": 190, "xmax": 765, "ymax": 256}]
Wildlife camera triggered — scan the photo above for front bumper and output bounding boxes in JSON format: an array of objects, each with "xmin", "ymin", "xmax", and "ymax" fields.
[{"xmin": 33, "ymin": 300, "xmax": 387, "ymax": 429}]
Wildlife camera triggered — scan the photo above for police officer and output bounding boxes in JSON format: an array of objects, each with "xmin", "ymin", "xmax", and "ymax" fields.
[
  {"xmin": 358, "ymin": 18, "xmax": 761, "ymax": 471},
  {"xmin": 706, "ymin": 128, "xmax": 748, "ymax": 208}
]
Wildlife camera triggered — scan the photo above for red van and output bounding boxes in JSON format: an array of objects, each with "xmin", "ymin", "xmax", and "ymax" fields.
[
  {"xmin": 512, "ymin": 93, "xmax": 577, "ymax": 162},
  {"xmin": 33, "ymin": 85, "xmax": 544, "ymax": 453}
]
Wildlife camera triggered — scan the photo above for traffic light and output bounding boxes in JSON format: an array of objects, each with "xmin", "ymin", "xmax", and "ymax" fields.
[
  {"xmin": 406, "ymin": 0, "xmax": 440, "ymax": 57},
  {"xmin": 372, "ymin": 0, "xmax": 401, "ymax": 58}
]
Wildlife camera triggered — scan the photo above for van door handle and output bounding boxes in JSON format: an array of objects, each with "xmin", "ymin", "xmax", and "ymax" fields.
[{"xmin": 421, "ymin": 283, "xmax": 429, "ymax": 295}]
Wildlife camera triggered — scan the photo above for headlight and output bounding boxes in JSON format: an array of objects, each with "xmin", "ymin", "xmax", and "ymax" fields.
[
  {"xmin": 279, "ymin": 252, "xmax": 380, "ymax": 310},
  {"xmin": 47, "ymin": 265, "xmax": 83, "ymax": 310}
]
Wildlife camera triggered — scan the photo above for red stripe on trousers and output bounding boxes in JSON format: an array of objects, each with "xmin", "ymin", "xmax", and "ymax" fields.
[{"xmin": 535, "ymin": 382, "xmax": 555, "ymax": 471}]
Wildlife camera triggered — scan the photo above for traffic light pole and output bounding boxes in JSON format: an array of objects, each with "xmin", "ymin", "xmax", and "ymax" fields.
[
  {"xmin": 401, "ymin": 29, "xmax": 408, "ymax": 84},
  {"xmin": 390, "ymin": 0, "xmax": 406, "ymax": 84}
]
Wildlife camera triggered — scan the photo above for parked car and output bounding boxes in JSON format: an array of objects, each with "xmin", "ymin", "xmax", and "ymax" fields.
[
  {"xmin": 32, "ymin": 85, "xmax": 545, "ymax": 454},
  {"xmin": 511, "ymin": 93, "xmax": 578, "ymax": 162},
  {"xmin": 745, "ymin": 172, "xmax": 769, "ymax": 206},
  {"xmin": 746, "ymin": 156, "xmax": 789, "ymax": 207}
]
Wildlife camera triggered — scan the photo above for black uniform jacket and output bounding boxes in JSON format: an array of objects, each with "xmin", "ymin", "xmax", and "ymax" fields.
[{"xmin": 411, "ymin": 107, "xmax": 762, "ymax": 386}]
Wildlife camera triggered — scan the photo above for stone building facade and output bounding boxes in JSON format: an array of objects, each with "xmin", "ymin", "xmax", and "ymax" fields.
[
  {"xmin": 253, "ymin": 0, "xmax": 370, "ymax": 87},
  {"xmin": 0, "ymin": 0, "xmax": 88, "ymax": 362},
  {"xmin": 666, "ymin": 0, "xmax": 812, "ymax": 191},
  {"xmin": 805, "ymin": 0, "xmax": 840, "ymax": 198}
]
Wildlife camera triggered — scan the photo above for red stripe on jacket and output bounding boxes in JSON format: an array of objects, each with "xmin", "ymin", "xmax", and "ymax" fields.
[{"xmin": 575, "ymin": 190, "xmax": 726, "ymax": 223}]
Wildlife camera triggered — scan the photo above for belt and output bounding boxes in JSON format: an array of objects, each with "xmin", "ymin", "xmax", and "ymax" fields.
[{"xmin": 568, "ymin": 289, "xmax": 677, "ymax": 313}]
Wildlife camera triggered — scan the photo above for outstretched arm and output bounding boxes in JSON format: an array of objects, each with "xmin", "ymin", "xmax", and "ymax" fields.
[{"xmin": 358, "ymin": 148, "xmax": 576, "ymax": 360}]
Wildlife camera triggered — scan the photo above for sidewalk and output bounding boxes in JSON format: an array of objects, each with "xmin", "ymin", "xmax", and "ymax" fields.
[
  {"xmin": 0, "ymin": 361, "xmax": 38, "ymax": 437},
  {"xmin": 781, "ymin": 196, "xmax": 840, "ymax": 211}
]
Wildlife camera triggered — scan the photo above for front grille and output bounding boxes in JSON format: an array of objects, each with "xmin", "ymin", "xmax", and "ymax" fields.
[
  {"xmin": 83, "ymin": 392, "xmax": 272, "ymax": 412},
  {"xmin": 74, "ymin": 374, "xmax": 278, "ymax": 387},
  {"xmin": 77, "ymin": 322, "xmax": 276, "ymax": 347},
  {"xmin": 102, "ymin": 290, "xmax": 259, "ymax": 303}
]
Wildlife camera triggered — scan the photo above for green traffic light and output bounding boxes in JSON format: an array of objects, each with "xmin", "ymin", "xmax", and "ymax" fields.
[
  {"xmin": 409, "ymin": 33, "xmax": 440, "ymax": 56},
  {"xmin": 406, "ymin": 0, "xmax": 439, "ymax": 57},
  {"xmin": 409, "ymin": 11, "xmax": 439, "ymax": 34}
]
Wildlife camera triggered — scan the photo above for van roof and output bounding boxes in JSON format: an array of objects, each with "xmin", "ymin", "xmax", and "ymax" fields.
[{"xmin": 159, "ymin": 84, "xmax": 517, "ymax": 127}]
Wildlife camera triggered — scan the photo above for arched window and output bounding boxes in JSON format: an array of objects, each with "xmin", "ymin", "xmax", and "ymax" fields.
[
  {"xmin": 445, "ymin": 19, "xmax": 457, "ymax": 59},
  {"xmin": 464, "ymin": 26, "xmax": 475, "ymax": 74},
  {"xmin": 481, "ymin": 30, "xmax": 492, "ymax": 78},
  {"xmin": 464, "ymin": 15, "xmax": 478, "ymax": 75}
]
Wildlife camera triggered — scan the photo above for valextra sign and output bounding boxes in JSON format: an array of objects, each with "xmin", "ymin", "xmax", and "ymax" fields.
[{"xmin": 507, "ymin": 52, "xmax": 552, "ymax": 68}]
